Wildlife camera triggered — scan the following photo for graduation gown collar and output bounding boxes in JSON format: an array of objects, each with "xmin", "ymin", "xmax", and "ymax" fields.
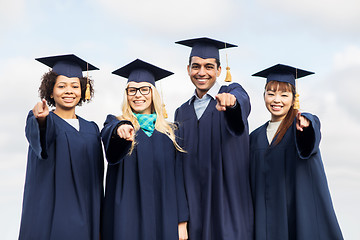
[
  {"xmin": 50, "ymin": 111, "xmax": 85, "ymax": 132},
  {"xmin": 188, "ymin": 81, "xmax": 221, "ymax": 105}
]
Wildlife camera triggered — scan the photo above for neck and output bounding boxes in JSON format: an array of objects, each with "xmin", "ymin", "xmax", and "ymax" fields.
[
  {"xmin": 270, "ymin": 115, "xmax": 285, "ymax": 122},
  {"xmin": 54, "ymin": 108, "xmax": 77, "ymax": 119},
  {"xmin": 196, "ymin": 89, "xmax": 208, "ymax": 99}
]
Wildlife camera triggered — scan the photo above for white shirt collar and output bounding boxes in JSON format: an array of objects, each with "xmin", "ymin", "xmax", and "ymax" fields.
[{"xmin": 188, "ymin": 81, "xmax": 221, "ymax": 105}]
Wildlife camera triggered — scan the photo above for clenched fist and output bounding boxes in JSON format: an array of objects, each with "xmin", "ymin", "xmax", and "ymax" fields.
[{"xmin": 215, "ymin": 93, "xmax": 236, "ymax": 112}]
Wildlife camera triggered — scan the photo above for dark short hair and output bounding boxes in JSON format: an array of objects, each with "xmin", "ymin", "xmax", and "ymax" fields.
[
  {"xmin": 188, "ymin": 57, "xmax": 221, "ymax": 69},
  {"xmin": 38, "ymin": 71, "xmax": 94, "ymax": 107}
]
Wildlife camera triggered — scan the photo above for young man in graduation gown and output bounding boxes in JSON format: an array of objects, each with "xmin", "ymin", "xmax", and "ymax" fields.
[{"xmin": 174, "ymin": 37, "xmax": 254, "ymax": 240}]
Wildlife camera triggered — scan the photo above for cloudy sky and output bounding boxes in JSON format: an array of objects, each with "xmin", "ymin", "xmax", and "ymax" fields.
[{"xmin": 1, "ymin": 0, "xmax": 359, "ymax": 239}]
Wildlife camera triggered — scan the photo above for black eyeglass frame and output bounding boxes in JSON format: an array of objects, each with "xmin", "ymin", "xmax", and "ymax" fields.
[{"xmin": 126, "ymin": 86, "xmax": 152, "ymax": 96}]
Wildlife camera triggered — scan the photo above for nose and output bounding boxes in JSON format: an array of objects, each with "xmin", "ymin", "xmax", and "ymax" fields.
[
  {"xmin": 197, "ymin": 66, "xmax": 206, "ymax": 76},
  {"xmin": 65, "ymin": 86, "xmax": 73, "ymax": 94},
  {"xmin": 273, "ymin": 94, "xmax": 281, "ymax": 102}
]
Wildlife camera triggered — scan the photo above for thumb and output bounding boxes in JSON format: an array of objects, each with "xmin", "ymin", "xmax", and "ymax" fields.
[{"xmin": 215, "ymin": 95, "xmax": 221, "ymax": 103}]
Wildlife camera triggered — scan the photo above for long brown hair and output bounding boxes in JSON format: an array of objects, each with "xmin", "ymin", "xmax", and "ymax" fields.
[{"xmin": 265, "ymin": 81, "xmax": 298, "ymax": 145}]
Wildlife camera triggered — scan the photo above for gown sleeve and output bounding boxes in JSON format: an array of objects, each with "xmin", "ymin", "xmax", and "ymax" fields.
[
  {"xmin": 25, "ymin": 110, "xmax": 56, "ymax": 159},
  {"xmin": 223, "ymin": 83, "xmax": 251, "ymax": 136},
  {"xmin": 295, "ymin": 112, "xmax": 321, "ymax": 159},
  {"xmin": 100, "ymin": 114, "xmax": 133, "ymax": 164},
  {"xmin": 175, "ymin": 150, "xmax": 189, "ymax": 223}
]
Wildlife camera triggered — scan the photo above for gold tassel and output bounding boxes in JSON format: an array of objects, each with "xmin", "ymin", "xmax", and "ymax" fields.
[
  {"xmin": 162, "ymin": 103, "xmax": 168, "ymax": 119},
  {"xmin": 293, "ymin": 93, "xmax": 300, "ymax": 109},
  {"xmin": 85, "ymin": 82, "xmax": 91, "ymax": 100},
  {"xmin": 160, "ymin": 82, "xmax": 168, "ymax": 119},
  {"xmin": 224, "ymin": 66, "xmax": 232, "ymax": 82},
  {"xmin": 224, "ymin": 48, "xmax": 232, "ymax": 82},
  {"xmin": 85, "ymin": 62, "xmax": 90, "ymax": 100}
]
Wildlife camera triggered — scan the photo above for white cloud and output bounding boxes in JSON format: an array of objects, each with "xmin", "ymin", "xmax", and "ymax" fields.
[
  {"xmin": 326, "ymin": 46, "xmax": 360, "ymax": 118},
  {"xmin": 0, "ymin": 0, "xmax": 26, "ymax": 28},
  {"xmin": 259, "ymin": 0, "xmax": 360, "ymax": 32},
  {"xmin": 333, "ymin": 45, "xmax": 360, "ymax": 70},
  {"xmin": 96, "ymin": 0, "xmax": 240, "ymax": 34}
]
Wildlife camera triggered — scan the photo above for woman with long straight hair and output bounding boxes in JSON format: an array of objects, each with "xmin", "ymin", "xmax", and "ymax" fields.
[
  {"xmin": 101, "ymin": 59, "xmax": 189, "ymax": 240},
  {"xmin": 250, "ymin": 64, "xmax": 343, "ymax": 240}
]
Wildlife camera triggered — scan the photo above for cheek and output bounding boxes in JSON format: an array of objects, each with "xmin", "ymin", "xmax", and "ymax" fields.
[
  {"xmin": 189, "ymin": 70, "xmax": 196, "ymax": 78},
  {"xmin": 264, "ymin": 95, "xmax": 271, "ymax": 104},
  {"xmin": 286, "ymin": 98, "xmax": 293, "ymax": 106},
  {"xmin": 145, "ymin": 95, "xmax": 153, "ymax": 105},
  {"xmin": 77, "ymin": 88, "xmax": 82, "ymax": 97}
]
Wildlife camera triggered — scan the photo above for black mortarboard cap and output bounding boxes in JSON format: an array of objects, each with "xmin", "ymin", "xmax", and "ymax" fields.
[
  {"xmin": 252, "ymin": 64, "xmax": 314, "ymax": 86},
  {"xmin": 175, "ymin": 37, "xmax": 237, "ymax": 60},
  {"xmin": 35, "ymin": 54, "xmax": 99, "ymax": 78},
  {"xmin": 112, "ymin": 59, "xmax": 174, "ymax": 86}
]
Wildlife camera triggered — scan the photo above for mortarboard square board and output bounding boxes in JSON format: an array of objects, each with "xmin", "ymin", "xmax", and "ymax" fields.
[
  {"xmin": 35, "ymin": 54, "xmax": 99, "ymax": 78},
  {"xmin": 252, "ymin": 64, "xmax": 314, "ymax": 86},
  {"xmin": 175, "ymin": 37, "xmax": 237, "ymax": 60},
  {"xmin": 112, "ymin": 59, "xmax": 174, "ymax": 86}
]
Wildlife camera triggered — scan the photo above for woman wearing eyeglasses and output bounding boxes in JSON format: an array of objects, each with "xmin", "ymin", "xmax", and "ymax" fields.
[{"xmin": 100, "ymin": 59, "xmax": 189, "ymax": 240}]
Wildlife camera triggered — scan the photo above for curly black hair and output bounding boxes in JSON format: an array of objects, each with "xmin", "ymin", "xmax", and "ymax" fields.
[{"xmin": 38, "ymin": 70, "xmax": 94, "ymax": 107}]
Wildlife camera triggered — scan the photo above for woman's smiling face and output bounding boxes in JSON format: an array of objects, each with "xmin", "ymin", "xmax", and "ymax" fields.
[
  {"xmin": 51, "ymin": 75, "xmax": 81, "ymax": 111},
  {"xmin": 126, "ymin": 81, "xmax": 153, "ymax": 114},
  {"xmin": 264, "ymin": 81, "xmax": 294, "ymax": 122}
]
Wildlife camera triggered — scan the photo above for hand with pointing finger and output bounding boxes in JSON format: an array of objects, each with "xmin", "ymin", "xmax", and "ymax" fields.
[
  {"xmin": 117, "ymin": 124, "xmax": 135, "ymax": 142},
  {"xmin": 215, "ymin": 93, "xmax": 236, "ymax": 112},
  {"xmin": 296, "ymin": 112, "xmax": 310, "ymax": 131},
  {"xmin": 32, "ymin": 99, "xmax": 49, "ymax": 126}
]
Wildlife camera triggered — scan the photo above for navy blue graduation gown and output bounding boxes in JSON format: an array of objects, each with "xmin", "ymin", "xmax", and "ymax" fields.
[
  {"xmin": 174, "ymin": 83, "xmax": 254, "ymax": 240},
  {"xmin": 250, "ymin": 113, "xmax": 343, "ymax": 240},
  {"xmin": 100, "ymin": 114, "xmax": 189, "ymax": 240},
  {"xmin": 19, "ymin": 111, "xmax": 104, "ymax": 240}
]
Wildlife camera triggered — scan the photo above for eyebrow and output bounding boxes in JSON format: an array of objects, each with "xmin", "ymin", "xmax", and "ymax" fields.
[
  {"xmin": 56, "ymin": 81, "xmax": 80, "ymax": 85},
  {"xmin": 267, "ymin": 89, "xmax": 290, "ymax": 93},
  {"xmin": 191, "ymin": 63, "xmax": 215, "ymax": 67}
]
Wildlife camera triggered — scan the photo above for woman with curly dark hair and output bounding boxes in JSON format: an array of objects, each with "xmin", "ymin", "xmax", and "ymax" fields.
[{"xmin": 19, "ymin": 54, "xmax": 104, "ymax": 240}]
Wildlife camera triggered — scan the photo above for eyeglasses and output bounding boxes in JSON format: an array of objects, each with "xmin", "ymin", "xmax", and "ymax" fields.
[{"xmin": 126, "ymin": 86, "xmax": 152, "ymax": 96}]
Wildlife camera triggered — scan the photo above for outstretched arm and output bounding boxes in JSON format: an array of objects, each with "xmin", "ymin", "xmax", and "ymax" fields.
[
  {"xmin": 32, "ymin": 99, "xmax": 49, "ymax": 127},
  {"xmin": 101, "ymin": 115, "xmax": 134, "ymax": 164},
  {"xmin": 25, "ymin": 100, "xmax": 54, "ymax": 159},
  {"xmin": 295, "ymin": 112, "xmax": 321, "ymax": 159},
  {"xmin": 216, "ymin": 83, "xmax": 251, "ymax": 135}
]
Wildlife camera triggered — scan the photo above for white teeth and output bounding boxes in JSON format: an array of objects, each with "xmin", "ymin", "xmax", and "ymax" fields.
[
  {"xmin": 272, "ymin": 105, "xmax": 282, "ymax": 110},
  {"xmin": 197, "ymin": 79, "xmax": 208, "ymax": 83}
]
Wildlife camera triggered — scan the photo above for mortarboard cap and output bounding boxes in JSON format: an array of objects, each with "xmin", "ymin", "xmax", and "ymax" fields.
[
  {"xmin": 35, "ymin": 54, "xmax": 99, "ymax": 78},
  {"xmin": 112, "ymin": 59, "xmax": 174, "ymax": 86},
  {"xmin": 252, "ymin": 64, "xmax": 314, "ymax": 86},
  {"xmin": 175, "ymin": 37, "xmax": 237, "ymax": 60}
]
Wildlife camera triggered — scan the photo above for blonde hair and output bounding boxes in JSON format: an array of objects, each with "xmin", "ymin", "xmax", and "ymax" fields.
[{"xmin": 117, "ymin": 83, "xmax": 185, "ymax": 153}]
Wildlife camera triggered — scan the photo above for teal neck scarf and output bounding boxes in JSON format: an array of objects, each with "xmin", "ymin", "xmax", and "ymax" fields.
[{"xmin": 134, "ymin": 113, "xmax": 157, "ymax": 137}]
